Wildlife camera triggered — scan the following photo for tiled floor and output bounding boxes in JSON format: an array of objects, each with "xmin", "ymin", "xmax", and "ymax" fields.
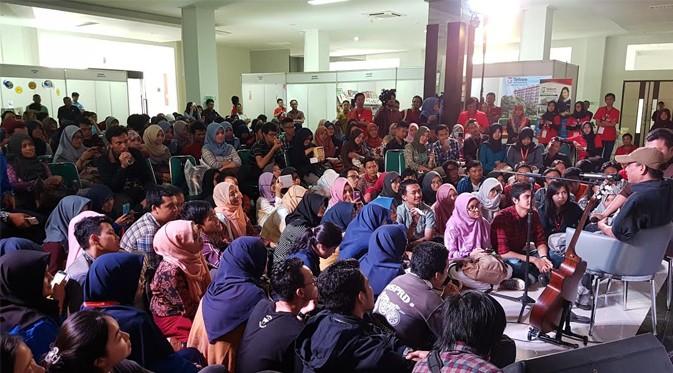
[{"xmin": 491, "ymin": 262, "xmax": 672, "ymax": 361}]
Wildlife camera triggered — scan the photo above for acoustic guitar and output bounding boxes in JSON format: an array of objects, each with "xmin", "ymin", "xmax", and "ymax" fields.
[{"xmin": 529, "ymin": 183, "xmax": 609, "ymax": 333}]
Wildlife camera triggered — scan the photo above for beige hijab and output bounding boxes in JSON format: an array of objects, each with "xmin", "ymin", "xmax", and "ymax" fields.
[
  {"xmin": 213, "ymin": 182, "xmax": 248, "ymax": 238},
  {"xmin": 281, "ymin": 185, "xmax": 307, "ymax": 213}
]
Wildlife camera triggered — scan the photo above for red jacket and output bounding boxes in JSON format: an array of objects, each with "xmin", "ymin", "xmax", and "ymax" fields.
[{"xmin": 538, "ymin": 115, "xmax": 560, "ymax": 145}]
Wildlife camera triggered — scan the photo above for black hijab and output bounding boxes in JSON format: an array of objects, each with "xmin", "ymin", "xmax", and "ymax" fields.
[
  {"xmin": 285, "ymin": 193, "xmax": 327, "ymax": 227},
  {"xmin": 0, "ymin": 251, "xmax": 58, "ymax": 331},
  {"xmin": 486, "ymin": 124, "xmax": 503, "ymax": 152},
  {"xmin": 381, "ymin": 171, "xmax": 400, "ymax": 199},
  {"xmin": 289, "ymin": 128, "xmax": 314, "ymax": 170},
  {"xmin": 6, "ymin": 134, "xmax": 47, "ymax": 182},
  {"xmin": 82, "ymin": 184, "xmax": 114, "ymax": 213}
]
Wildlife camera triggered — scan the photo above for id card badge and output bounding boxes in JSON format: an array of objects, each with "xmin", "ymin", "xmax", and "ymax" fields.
[
  {"xmin": 541, "ymin": 129, "xmax": 547, "ymax": 138},
  {"xmin": 597, "ymin": 126, "xmax": 605, "ymax": 134}
]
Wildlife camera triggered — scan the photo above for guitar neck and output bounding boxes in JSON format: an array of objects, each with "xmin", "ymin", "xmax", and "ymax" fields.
[{"xmin": 565, "ymin": 197, "xmax": 599, "ymax": 259}]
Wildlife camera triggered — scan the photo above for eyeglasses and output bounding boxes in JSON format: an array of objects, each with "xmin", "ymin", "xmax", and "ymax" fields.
[
  {"xmin": 347, "ymin": 175, "xmax": 359, "ymax": 179},
  {"xmin": 467, "ymin": 205, "xmax": 481, "ymax": 211}
]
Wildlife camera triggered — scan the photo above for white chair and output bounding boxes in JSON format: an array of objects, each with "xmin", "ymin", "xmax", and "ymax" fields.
[
  {"xmin": 665, "ymin": 243, "xmax": 673, "ymax": 310},
  {"xmin": 567, "ymin": 223, "xmax": 673, "ymax": 336}
]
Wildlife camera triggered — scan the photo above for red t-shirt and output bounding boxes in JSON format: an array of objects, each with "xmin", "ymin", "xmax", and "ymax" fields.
[
  {"xmin": 348, "ymin": 107, "xmax": 373, "ymax": 123},
  {"xmin": 567, "ymin": 134, "xmax": 603, "ymax": 160},
  {"xmin": 457, "ymin": 110, "xmax": 490, "ymax": 132},
  {"xmin": 538, "ymin": 115, "xmax": 560, "ymax": 145},
  {"xmin": 614, "ymin": 144, "xmax": 638, "ymax": 156},
  {"xmin": 593, "ymin": 106, "xmax": 620, "ymax": 141}
]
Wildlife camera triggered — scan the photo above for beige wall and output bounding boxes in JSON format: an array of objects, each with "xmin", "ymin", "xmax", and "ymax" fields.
[
  {"xmin": 217, "ymin": 45, "xmax": 251, "ymax": 112},
  {"xmin": 250, "ymin": 49, "xmax": 290, "ymax": 73},
  {"xmin": 600, "ymin": 32, "xmax": 673, "ymax": 109},
  {"xmin": 0, "ymin": 25, "xmax": 40, "ymax": 65}
]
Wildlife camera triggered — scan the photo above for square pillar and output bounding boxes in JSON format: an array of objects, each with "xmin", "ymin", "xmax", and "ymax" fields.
[
  {"xmin": 181, "ymin": 5, "xmax": 219, "ymax": 105},
  {"xmin": 519, "ymin": 5, "xmax": 553, "ymax": 61},
  {"xmin": 304, "ymin": 29, "xmax": 329, "ymax": 72}
]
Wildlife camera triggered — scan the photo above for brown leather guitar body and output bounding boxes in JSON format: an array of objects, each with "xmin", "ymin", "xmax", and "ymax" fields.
[{"xmin": 529, "ymin": 197, "xmax": 599, "ymax": 333}]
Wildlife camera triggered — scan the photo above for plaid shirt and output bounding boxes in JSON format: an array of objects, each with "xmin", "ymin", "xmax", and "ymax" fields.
[
  {"xmin": 412, "ymin": 343, "xmax": 500, "ymax": 373},
  {"xmin": 431, "ymin": 139, "xmax": 461, "ymax": 166},
  {"xmin": 119, "ymin": 212, "xmax": 161, "ymax": 269},
  {"xmin": 490, "ymin": 206, "xmax": 546, "ymax": 256}
]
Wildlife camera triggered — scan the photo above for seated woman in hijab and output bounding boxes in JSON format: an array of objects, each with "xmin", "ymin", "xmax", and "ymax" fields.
[
  {"xmin": 43, "ymin": 195, "xmax": 91, "ymax": 275},
  {"xmin": 188, "ymin": 237, "xmax": 267, "ymax": 370},
  {"xmin": 288, "ymin": 222, "xmax": 343, "ymax": 276},
  {"xmin": 444, "ymin": 194, "xmax": 512, "ymax": 291},
  {"xmin": 505, "ymin": 127, "xmax": 543, "ymax": 170},
  {"xmin": 327, "ymin": 177, "xmax": 354, "ymax": 211},
  {"xmin": 315, "ymin": 125, "xmax": 337, "ymax": 159},
  {"xmin": 432, "ymin": 183, "xmax": 457, "ymax": 238},
  {"xmin": 256, "ymin": 172, "xmax": 282, "ymax": 227},
  {"xmin": 221, "ymin": 121, "xmax": 241, "ymax": 150},
  {"xmin": 360, "ymin": 224, "xmax": 408, "ymax": 297},
  {"xmin": 567, "ymin": 121, "xmax": 603, "ymax": 162},
  {"xmin": 473, "ymin": 177, "xmax": 503, "ymax": 223},
  {"xmin": 260, "ymin": 184, "xmax": 308, "ymax": 246},
  {"xmin": 0, "ymin": 251, "xmax": 64, "ymax": 360},
  {"xmin": 340, "ymin": 128, "xmax": 367, "ymax": 170},
  {"xmin": 143, "ymin": 124, "xmax": 171, "ymax": 168},
  {"xmin": 404, "ymin": 125, "xmax": 435, "ymax": 173},
  {"xmin": 213, "ymin": 182, "xmax": 255, "ymax": 242},
  {"xmin": 321, "ymin": 201, "xmax": 356, "ymax": 233},
  {"xmin": 505, "ymin": 104, "xmax": 530, "ymax": 145},
  {"xmin": 83, "ymin": 252, "xmax": 201, "ymax": 373},
  {"xmin": 201, "ymin": 122, "xmax": 241, "ymax": 173},
  {"xmin": 275, "ymin": 193, "xmax": 328, "ymax": 264},
  {"xmin": 54, "ymin": 125, "xmax": 101, "ymax": 185},
  {"xmin": 339, "ymin": 201, "xmax": 395, "ymax": 260},
  {"xmin": 157, "ymin": 121, "xmax": 179, "ymax": 155},
  {"xmin": 150, "ymin": 220, "xmax": 211, "ymax": 346},
  {"xmin": 420, "ymin": 97, "xmax": 441, "ymax": 125},
  {"xmin": 172, "ymin": 120, "xmax": 192, "ymax": 154},
  {"xmin": 421, "ymin": 170, "xmax": 442, "ymax": 205},
  {"xmin": 80, "ymin": 184, "xmax": 135, "ymax": 230},
  {"xmin": 5, "ymin": 134, "xmax": 65, "ymax": 211},
  {"xmin": 289, "ymin": 128, "xmax": 326, "ymax": 185},
  {"xmin": 26, "ymin": 120, "xmax": 53, "ymax": 156},
  {"xmin": 479, "ymin": 124, "xmax": 507, "ymax": 174},
  {"xmin": 364, "ymin": 122, "xmax": 384, "ymax": 159}
]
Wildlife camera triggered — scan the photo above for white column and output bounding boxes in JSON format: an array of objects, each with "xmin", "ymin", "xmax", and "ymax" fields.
[
  {"xmin": 304, "ymin": 29, "xmax": 329, "ymax": 72},
  {"xmin": 181, "ymin": 5, "xmax": 219, "ymax": 105},
  {"xmin": 518, "ymin": 5, "xmax": 554, "ymax": 61}
]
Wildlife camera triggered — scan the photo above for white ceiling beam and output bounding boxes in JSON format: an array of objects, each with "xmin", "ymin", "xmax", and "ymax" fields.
[{"xmin": 2, "ymin": 0, "xmax": 183, "ymax": 27}]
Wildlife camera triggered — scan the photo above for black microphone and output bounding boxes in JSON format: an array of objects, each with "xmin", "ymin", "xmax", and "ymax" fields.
[{"xmin": 579, "ymin": 173, "xmax": 622, "ymax": 181}]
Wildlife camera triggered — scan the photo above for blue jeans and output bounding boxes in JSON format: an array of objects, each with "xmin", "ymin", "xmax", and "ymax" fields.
[{"xmin": 504, "ymin": 251, "xmax": 564, "ymax": 284}]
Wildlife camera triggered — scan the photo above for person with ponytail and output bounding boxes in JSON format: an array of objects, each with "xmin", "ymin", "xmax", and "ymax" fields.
[
  {"xmin": 43, "ymin": 310, "xmax": 137, "ymax": 373},
  {"xmin": 288, "ymin": 222, "xmax": 343, "ymax": 275}
]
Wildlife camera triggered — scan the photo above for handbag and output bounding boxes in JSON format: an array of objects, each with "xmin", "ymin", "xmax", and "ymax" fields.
[{"xmin": 461, "ymin": 249, "xmax": 509, "ymax": 285}]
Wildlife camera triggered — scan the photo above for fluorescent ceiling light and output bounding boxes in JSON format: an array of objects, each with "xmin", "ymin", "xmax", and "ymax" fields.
[{"xmin": 308, "ymin": 0, "xmax": 349, "ymax": 5}]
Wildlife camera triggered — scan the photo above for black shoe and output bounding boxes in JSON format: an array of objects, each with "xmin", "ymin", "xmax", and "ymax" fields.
[
  {"xmin": 538, "ymin": 273, "xmax": 550, "ymax": 287},
  {"xmin": 570, "ymin": 312, "xmax": 591, "ymax": 324}
]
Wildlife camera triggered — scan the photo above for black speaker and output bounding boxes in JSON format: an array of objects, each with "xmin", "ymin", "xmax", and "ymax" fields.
[{"xmin": 503, "ymin": 334, "xmax": 673, "ymax": 373}]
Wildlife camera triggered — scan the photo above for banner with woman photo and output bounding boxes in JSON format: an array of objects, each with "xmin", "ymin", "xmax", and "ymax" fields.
[{"xmin": 538, "ymin": 78, "xmax": 574, "ymax": 116}]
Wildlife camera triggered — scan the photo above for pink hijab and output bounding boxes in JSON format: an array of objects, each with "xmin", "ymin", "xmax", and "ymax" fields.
[
  {"xmin": 444, "ymin": 193, "xmax": 491, "ymax": 259},
  {"xmin": 405, "ymin": 123, "xmax": 419, "ymax": 143},
  {"xmin": 213, "ymin": 182, "xmax": 248, "ymax": 238},
  {"xmin": 66, "ymin": 210, "xmax": 104, "ymax": 269},
  {"xmin": 328, "ymin": 177, "xmax": 350, "ymax": 209},
  {"xmin": 432, "ymin": 184, "xmax": 457, "ymax": 237},
  {"xmin": 153, "ymin": 220, "xmax": 211, "ymax": 300}
]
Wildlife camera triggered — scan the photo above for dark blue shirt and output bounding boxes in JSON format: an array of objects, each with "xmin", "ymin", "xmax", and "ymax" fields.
[{"xmin": 612, "ymin": 179, "xmax": 673, "ymax": 242}]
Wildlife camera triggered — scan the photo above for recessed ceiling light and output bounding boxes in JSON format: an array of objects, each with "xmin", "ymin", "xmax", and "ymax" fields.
[
  {"xmin": 353, "ymin": 36, "xmax": 359, "ymax": 41},
  {"xmin": 308, "ymin": 0, "xmax": 349, "ymax": 5}
]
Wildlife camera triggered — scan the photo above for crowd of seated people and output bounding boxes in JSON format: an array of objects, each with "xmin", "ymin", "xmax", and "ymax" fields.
[{"xmin": 1, "ymin": 90, "xmax": 673, "ymax": 373}]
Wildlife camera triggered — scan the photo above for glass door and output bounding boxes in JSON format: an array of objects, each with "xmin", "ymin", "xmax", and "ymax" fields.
[{"xmin": 620, "ymin": 80, "xmax": 673, "ymax": 146}]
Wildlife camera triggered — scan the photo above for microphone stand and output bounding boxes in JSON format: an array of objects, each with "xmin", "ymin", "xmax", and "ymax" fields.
[{"xmin": 490, "ymin": 171, "xmax": 603, "ymax": 323}]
